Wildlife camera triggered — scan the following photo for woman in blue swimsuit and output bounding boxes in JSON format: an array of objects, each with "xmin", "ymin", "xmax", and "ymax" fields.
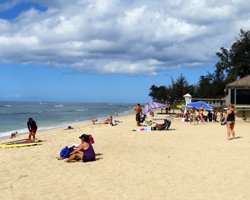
[{"xmin": 66, "ymin": 134, "xmax": 96, "ymax": 163}]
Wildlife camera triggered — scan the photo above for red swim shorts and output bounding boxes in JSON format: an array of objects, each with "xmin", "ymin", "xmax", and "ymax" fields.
[{"xmin": 30, "ymin": 129, "xmax": 37, "ymax": 135}]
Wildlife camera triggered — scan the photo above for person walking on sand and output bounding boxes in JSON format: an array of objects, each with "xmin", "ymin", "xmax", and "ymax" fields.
[
  {"xmin": 27, "ymin": 117, "xmax": 38, "ymax": 140},
  {"xmin": 225, "ymin": 105, "xmax": 236, "ymax": 140},
  {"xmin": 134, "ymin": 104, "xmax": 142, "ymax": 126}
]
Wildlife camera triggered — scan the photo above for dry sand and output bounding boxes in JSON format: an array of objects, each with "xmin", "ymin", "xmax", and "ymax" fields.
[{"xmin": 0, "ymin": 113, "xmax": 250, "ymax": 200}]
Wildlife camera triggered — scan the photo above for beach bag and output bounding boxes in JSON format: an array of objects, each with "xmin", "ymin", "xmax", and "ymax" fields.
[
  {"xmin": 89, "ymin": 134, "xmax": 95, "ymax": 144},
  {"xmin": 60, "ymin": 146, "xmax": 74, "ymax": 158}
]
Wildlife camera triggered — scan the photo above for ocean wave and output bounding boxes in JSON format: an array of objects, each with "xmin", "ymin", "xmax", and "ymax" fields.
[
  {"xmin": 54, "ymin": 104, "xmax": 64, "ymax": 107},
  {"xmin": 76, "ymin": 109, "xmax": 88, "ymax": 112},
  {"xmin": 0, "ymin": 102, "xmax": 135, "ymax": 137},
  {"xmin": 0, "ymin": 105, "xmax": 12, "ymax": 107},
  {"xmin": 0, "ymin": 111, "xmax": 42, "ymax": 116}
]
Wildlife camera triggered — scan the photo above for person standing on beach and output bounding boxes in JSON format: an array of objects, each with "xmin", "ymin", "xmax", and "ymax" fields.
[
  {"xmin": 199, "ymin": 104, "xmax": 206, "ymax": 123},
  {"xmin": 225, "ymin": 105, "xmax": 236, "ymax": 140},
  {"xmin": 27, "ymin": 117, "xmax": 38, "ymax": 140},
  {"xmin": 134, "ymin": 104, "xmax": 142, "ymax": 126},
  {"xmin": 190, "ymin": 107, "xmax": 198, "ymax": 125}
]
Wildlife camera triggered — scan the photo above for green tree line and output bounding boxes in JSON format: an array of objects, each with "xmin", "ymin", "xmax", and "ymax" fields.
[{"xmin": 149, "ymin": 29, "xmax": 250, "ymax": 103}]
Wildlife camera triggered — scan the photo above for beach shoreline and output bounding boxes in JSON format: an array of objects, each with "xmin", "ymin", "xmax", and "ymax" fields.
[
  {"xmin": 0, "ymin": 110, "xmax": 134, "ymax": 141},
  {"xmin": 0, "ymin": 105, "xmax": 134, "ymax": 140},
  {"xmin": 0, "ymin": 101, "xmax": 135, "ymax": 138}
]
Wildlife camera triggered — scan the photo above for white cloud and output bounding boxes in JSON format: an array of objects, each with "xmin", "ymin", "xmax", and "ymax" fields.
[{"xmin": 0, "ymin": 0, "xmax": 250, "ymax": 74}]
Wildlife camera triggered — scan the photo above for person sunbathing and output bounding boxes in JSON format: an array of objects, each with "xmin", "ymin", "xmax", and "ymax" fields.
[
  {"xmin": 133, "ymin": 119, "xmax": 171, "ymax": 131},
  {"xmin": 64, "ymin": 125, "xmax": 74, "ymax": 130},
  {"xmin": 153, "ymin": 119, "xmax": 172, "ymax": 130},
  {"xmin": 92, "ymin": 116, "xmax": 113, "ymax": 125}
]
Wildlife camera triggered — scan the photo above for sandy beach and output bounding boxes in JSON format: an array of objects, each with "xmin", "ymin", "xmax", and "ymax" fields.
[{"xmin": 0, "ymin": 113, "xmax": 250, "ymax": 200}]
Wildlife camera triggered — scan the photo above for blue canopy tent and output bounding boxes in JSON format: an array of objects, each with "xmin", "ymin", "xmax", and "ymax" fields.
[{"xmin": 187, "ymin": 101, "xmax": 213, "ymax": 111}]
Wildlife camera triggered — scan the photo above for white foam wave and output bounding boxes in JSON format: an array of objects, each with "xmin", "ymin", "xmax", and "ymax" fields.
[
  {"xmin": 76, "ymin": 109, "xmax": 88, "ymax": 112},
  {"xmin": 54, "ymin": 104, "xmax": 64, "ymax": 107}
]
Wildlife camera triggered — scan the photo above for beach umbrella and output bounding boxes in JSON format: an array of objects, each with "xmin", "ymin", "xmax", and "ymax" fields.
[
  {"xmin": 142, "ymin": 102, "xmax": 166, "ymax": 114},
  {"xmin": 187, "ymin": 101, "xmax": 213, "ymax": 111}
]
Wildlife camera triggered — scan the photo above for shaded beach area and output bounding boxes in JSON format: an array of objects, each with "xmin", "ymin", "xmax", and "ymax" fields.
[{"xmin": 0, "ymin": 113, "xmax": 250, "ymax": 200}]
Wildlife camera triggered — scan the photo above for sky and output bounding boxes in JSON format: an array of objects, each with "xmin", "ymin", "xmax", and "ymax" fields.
[{"xmin": 0, "ymin": 0, "xmax": 250, "ymax": 103}]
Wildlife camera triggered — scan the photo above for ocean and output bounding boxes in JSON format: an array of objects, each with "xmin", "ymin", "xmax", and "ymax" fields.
[{"xmin": 0, "ymin": 101, "xmax": 135, "ymax": 138}]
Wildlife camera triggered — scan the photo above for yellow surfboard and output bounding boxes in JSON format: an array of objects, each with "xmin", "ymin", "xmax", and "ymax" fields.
[
  {"xmin": 0, "ymin": 141, "xmax": 42, "ymax": 148},
  {"xmin": 3, "ymin": 139, "xmax": 42, "ymax": 145}
]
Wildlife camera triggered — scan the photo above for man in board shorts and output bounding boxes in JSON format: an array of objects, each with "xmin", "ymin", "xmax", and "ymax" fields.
[{"xmin": 27, "ymin": 117, "xmax": 38, "ymax": 140}]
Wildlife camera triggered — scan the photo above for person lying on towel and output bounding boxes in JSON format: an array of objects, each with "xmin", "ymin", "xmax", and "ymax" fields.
[{"xmin": 133, "ymin": 119, "xmax": 171, "ymax": 131}]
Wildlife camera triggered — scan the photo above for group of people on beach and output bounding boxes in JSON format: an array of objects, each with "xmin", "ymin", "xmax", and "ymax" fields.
[
  {"xmin": 133, "ymin": 103, "xmax": 172, "ymax": 131},
  {"xmin": 134, "ymin": 103, "xmax": 236, "ymax": 140},
  {"xmin": 188, "ymin": 104, "xmax": 236, "ymax": 140},
  {"xmin": 185, "ymin": 104, "xmax": 212, "ymax": 124},
  {"xmin": 92, "ymin": 115, "xmax": 121, "ymax": 126},
  {"xmin": 183, "ymin": 104, "xmax": 228, "ymax": 125},
  {"xmin": 92, "ymin": 116, "xmax": 113, "ymax": 125},
  {"xmin": 10, "ymin": 117, "xmax": 38, "ymax": 140},
  {"xmin": 18, "ymin": 113, "xmax": 124, "ymax": 163},
  {"xmin": 7, "ymin": 102, "xmax": 236, "ymax": 166}
]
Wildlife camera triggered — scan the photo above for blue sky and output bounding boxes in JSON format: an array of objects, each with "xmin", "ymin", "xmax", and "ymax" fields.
[{"xmin": 0, "ymin": 0, "xmax": 250, "ymax": 103}]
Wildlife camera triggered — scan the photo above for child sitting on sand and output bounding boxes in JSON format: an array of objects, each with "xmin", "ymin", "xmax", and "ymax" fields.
[{"xmin": 10, "ymin": 131, "xmax": 18, "ymax": 138}]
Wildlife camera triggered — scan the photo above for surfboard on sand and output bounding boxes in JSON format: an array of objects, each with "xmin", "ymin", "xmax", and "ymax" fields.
[
  {"xmin": 3, "ymin": 139, "xmax": 42, "ymax": 145},
  {"xmin": 0, "ymin": 139, "xmax": 42, "ymax": 148}
]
